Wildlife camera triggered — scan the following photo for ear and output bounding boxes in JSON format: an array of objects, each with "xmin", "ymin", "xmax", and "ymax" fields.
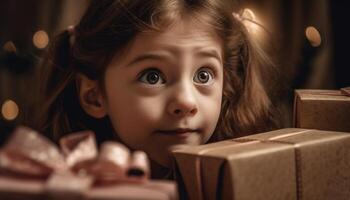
[{"xmin": 76, "ymin": 73, "xmax": 107, "ymax": 118}]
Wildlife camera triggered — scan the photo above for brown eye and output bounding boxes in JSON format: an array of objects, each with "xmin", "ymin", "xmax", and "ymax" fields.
[
  {"xmin": 139, "ymin": 69, "xmax": 165, "ymax": 85},
  {"xmin": 194, "ymin": 68, "xmax": 214, "ymax": 84}
]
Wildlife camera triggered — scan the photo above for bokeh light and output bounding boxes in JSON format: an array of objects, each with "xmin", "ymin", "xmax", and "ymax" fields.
[
  {"xmin": 1, "ymin": 99, "xmax": 19, "ymax": 121},
  {"xmin": 305, "ymin": 26, "xmax": 321, "ymax": 47},
  {"xmin": 3, "ymin": 41, "xmax": 17, "ymax": 53},
  {"xmin": 33, "ymin": 30, "xmax": 49, "ymax": 49}
]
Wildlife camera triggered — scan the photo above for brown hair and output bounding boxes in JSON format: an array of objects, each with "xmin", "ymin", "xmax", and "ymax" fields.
[{"xmin": 35, "ymin": 0, "xmax": 278, "ymax": 144}]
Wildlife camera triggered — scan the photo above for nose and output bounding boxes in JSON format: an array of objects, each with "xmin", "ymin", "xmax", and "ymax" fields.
[{"xmin": 167, "ymin": 82, "xmax": 198, "ymax": 117}]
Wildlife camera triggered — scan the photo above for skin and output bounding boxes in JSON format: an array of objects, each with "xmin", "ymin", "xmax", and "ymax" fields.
[{"xmin": 98, "ymin": 19, "xmax": 224, "ymax": 172}]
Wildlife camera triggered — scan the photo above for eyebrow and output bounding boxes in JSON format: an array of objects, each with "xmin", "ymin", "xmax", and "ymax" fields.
[
  {"xmin": 126, "ymin": 48, "xmax": 222, "ymax": 67},
  {"xmin": 126, "ymin": 52, "xmax": 171, "ymax": 67},
  {"xmin": 195, "ymin": 49, "xmax": 222, "ymax": 64}
]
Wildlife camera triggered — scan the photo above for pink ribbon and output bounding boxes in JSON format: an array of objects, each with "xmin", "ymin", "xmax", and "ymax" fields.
[{"xmin": 0, "ymin": 126, "xmax": 150, "ymax": 198}]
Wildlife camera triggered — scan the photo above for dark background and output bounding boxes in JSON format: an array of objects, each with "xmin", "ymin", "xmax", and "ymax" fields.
[{"xmin": 0, "ymin": 0, "xmax": 349, "ymax": 142}]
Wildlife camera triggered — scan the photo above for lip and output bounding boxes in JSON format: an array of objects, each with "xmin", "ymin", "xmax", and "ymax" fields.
[{"xmin": 155, "ymin": 128, "xmax": 198, "ymax": 138}]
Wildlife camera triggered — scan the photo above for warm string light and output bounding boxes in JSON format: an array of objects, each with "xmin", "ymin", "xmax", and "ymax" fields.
[
  {"xmin": 33, "ymin": 30, "xmax": 49, "ymax": 49},
  {"xmin": 1, "ymin": 99, "xmax": 19, "ymax": 121},
  {"xmin": 3, "ymin": 41, "xmax": 17, "ymax": 53},
  {"xmin": 305, "ymin": 26, "xmax": 321, "ymax": 47}
]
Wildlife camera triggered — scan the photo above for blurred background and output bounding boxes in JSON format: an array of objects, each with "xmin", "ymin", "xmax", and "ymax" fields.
[{"xmin": 0, "ymin": 0, "xmax": 349, "ymax": 141}]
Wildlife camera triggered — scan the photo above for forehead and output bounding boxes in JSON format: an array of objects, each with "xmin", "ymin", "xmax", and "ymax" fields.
[{"xmin": 128, "ymin": 19, "xmax": 223, "ymax": 55}]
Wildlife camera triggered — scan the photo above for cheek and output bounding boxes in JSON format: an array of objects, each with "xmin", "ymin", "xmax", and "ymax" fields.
[
  {"xmin": 200, "ymin": 85, "xmax": 223, "ymax": 142},
  {"xmin": 105, "ymin": 88, "xmax": 165, "ymax": 147}
]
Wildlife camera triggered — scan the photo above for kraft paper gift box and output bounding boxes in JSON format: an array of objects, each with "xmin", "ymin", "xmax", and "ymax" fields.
[
  {"xmin": 293, "ymin": 88, "xmax": 350, "ymax": 132},
  {"xmin": 0, "ymin": 127, "xmax": 178, "ymax": 200},
  {"xmin": 172, "ymin": 128, "xmax": 350, "ymax": 200}
]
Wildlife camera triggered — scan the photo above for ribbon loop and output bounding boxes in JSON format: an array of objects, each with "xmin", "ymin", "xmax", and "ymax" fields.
[
  {"xmin": 59, "ymin": 131, "xmax": 97, "ymax": 168},
  {"xmin": 0, "ymin": 127, "xmax": 67, "ymax": 178},
  {"xmin": 0, "ymin": 126, "xmax": 150, "ymax": 185}
]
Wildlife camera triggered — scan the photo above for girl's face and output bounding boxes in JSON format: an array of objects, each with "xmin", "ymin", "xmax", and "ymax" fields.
[{"xmin": 103, "ymin": 19, "xmax": 224, "ymax": 167}]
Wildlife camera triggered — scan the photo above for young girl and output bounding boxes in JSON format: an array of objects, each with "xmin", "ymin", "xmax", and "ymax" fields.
[{"xmin": 35, "ymin": 0, "xmax": 278, "ymax": 179}]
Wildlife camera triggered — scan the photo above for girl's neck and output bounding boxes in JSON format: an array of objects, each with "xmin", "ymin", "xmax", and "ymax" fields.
[{"xmin": 150, "ymin": 159, "xmax": 173, "ymax": 180}]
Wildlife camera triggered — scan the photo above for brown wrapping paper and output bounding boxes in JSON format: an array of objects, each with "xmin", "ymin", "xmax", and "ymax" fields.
[
  {"xmin": 293, "ymin": 89, "xmax": 350, "ymax": 132},
  {"xmin": 172, "ymin": 128, "xmax": 350, "ymax": 200}
]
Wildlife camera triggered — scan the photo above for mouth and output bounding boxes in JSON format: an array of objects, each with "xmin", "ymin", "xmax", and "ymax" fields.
[{"xmin": 155, "ymin": 128, "xmax": 199, "ymax": 138}]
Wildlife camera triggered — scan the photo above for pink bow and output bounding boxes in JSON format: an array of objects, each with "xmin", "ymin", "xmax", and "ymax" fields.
[{"xmin": 0, "ymin": 126, "xmax": 149, "ymax": 187}]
